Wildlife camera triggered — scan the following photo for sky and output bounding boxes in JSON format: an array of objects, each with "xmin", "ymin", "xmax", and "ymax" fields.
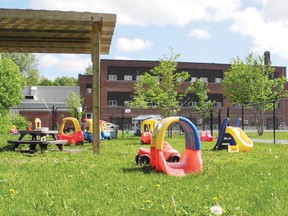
[{"xmin": 2, "ymin": 0, "xmax": 288, "ymax": 80}]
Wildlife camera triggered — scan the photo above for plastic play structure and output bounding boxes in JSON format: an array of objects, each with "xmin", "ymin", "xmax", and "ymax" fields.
[
  {"xmin": 140, "ymin": 118, "xmax": 162, "ymax": 144},
  {"xmin": 57, "ymin": 117, "xmax": 84, "ymax": 145},
  {"xmin": 83, "ymin": 118, "xmax": 111, "ymax": 142},
  {"xmin": 10, "ymin": 125, "xmax": 19, "ymax": 135},
  {"xmin": 135, "ymin": 141, "xmax": 180, "ymax": 166},
  {"xmin": 200, "ymin": 130, "xmax": 215, "ymax": 142},
  {"xmin": 146, "ymin": 116, "xmax": 202, "ymax": 176},
  {"xmin": 213, "ymin": 118, "xmax": 253, "ymax": 152}
]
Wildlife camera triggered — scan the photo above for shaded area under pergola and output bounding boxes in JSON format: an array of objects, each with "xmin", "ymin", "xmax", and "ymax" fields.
[{"xmin": 0, "ymin": 8, "xmax": 117, "ymax": 153}]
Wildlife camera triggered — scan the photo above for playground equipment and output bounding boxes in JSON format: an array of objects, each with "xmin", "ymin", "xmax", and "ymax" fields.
[
  {"xmin": 10, "ymin": 125, "xmax": 19, "ymax": 135},
  {"xmin": 147, "ymin": 116, "xmax": 202, "ymax": 176},
  {"xmin": 140, "ymin": 118, "xmax": 161, "ymax": 144},
  {"xmin": 213, "ymin": 118, "xmax": 253, "ymax": 152},
  {"xmin": 135, "ymin": 141, "xmax": 180, "ymax": 166},
  {"xmin": 200, "ymin": 130, "xmax": 215, "ymax": 142},
  {"xmin": 57, "ymin": 117, "xmax": 84, "ymax": 145},
  {"xmin": 83, "ymin": 119, "xmax": 111, "ymax": 142}
]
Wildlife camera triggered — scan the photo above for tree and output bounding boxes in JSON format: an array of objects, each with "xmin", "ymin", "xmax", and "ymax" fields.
[
  {"xmin": 38, "ymin": 77, "xmax": 54, "ymax": 86},
  {"xmin": 85, "ymin": 64, "xmax": 93, "ymax": 75},
  {"xmin": 1, "ymin": 53, "xmax": 40, "ymax": 82},
  {"xmin": 186, "ymin": 78, "xmax": 214, "ymax": 129},
  {"xmin": 130, "ymin": 52, "xmax": 190, "ymax": 117},
  {"xmin": 54, "ymin": 76, "xmax": 77, "ymax": 86},
  {"xmin": 222, "ymin": 53, "xmax": 287, "ymax": 135},
  {"xmin": 65, "ymin": 92, "xmax": 84, "ymax": 121},
  {"xmin": 0, "ymin": 56, "xmax": 26, "ymax": 109}
]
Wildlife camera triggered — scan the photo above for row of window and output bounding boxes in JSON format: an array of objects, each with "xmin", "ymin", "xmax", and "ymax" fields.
[
  {"xmin": 108, "ymin": 75, "xmax": 222, "ymax": 83},
  {"xmin": 108, "ymin": 100, "xmax": 222, "ymax": 108}
]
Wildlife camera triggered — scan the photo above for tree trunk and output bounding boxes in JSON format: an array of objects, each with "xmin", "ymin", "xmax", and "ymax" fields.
[{"xmin": 254, "ymin": 109, "xmax": 264, "ymax": 136}]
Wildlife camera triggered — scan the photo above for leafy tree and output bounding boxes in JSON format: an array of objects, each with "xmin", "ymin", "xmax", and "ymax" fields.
[
  {"xmin": 54, "ymin": 76, "xmax": 77, "ymax": 86},
  {"xmin": 222, "ymin": 53, "xmax": 287, "ymax": 135},
  {"xmin": 85, "ymin": 64, "xmax": 93, "ymax": 75},
  {"xmin": 1, "ymin": 53, "xmax": 40, "ymax": 80},
  {"xmin": 0, "ymin": 57, "xmax": 26, "ymax": 109},
  {"xmin": 38, "ymin": 77, "xmax": 54, "ymax": 86},
  {"xmin": 11, "ymin": 114, "xmax": 28, "ymax": 130},
  {"xmin": 130, "ymin": 53, "xmax": 190, "ymax": 117},
  {"xmin": 65, "ymin": 92, "xmax": 84, "ymax": 121},
  {"xmin": 26, "ymin": 68, "xmax": 40, "ymax": 86},
  {"xmin": 186, "ymin": 78, "xmax": 214, "ymax": 128}
]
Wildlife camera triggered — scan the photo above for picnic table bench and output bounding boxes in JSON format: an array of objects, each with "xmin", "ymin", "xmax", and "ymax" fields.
[{"xmin": 7, "ymin": 129, "xmax": 67, "ymax": 153}]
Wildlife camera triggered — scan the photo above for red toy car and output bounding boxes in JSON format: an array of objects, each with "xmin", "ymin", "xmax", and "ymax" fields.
[{"xmin": 135, "ymin": 141, "xmax": 180, "ymax": 166}]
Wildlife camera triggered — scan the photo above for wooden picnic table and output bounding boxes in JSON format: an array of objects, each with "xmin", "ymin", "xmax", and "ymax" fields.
[{"xmin": 7, "ymin": 129, "xmax": 67, "ymax": 153}]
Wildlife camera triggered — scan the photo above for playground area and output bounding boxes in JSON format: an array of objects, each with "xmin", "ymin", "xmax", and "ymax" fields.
[{"xmin": 1, "ymin": 124, "xmax": 288, "ymax": 215}]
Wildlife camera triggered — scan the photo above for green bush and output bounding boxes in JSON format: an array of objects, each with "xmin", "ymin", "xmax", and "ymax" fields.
[
  {"xmin": 11, "ymin": 114, "xmax": 28, "ymax": 130},
  {"xmin": 0, "ymin": 110, "xmax": 10, "ymax": 134}
]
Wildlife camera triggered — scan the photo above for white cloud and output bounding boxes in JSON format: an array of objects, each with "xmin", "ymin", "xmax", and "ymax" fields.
[
  {"xmin": 115, "ymin": 38, "xmax": 153, "ymax": 52},
  {"xmin": 37, "ymin": 54, "xmax": 91, "ymax": 75},
  {"xmin": 188, "ymin": 28, "xmax": 211, "ymax": 40},
  {"xmin": 29, "ymin": 0, "xmax": 241, "ymax": 26},
  {"xmin": 230, "ymin": 5, "xmax": 288, "ymax": 60}
]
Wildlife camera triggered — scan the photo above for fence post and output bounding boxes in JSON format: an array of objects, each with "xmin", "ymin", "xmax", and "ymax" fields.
[
  {"xmin": 273, "ymin": 100, "xmax": 276, "ymax": 144},
  {"xmin": 210, "ymin": 109, "xmax": 213, "ymax": 136},
  {"xmin": 242, "ymin": 106, "xmax": 244, "ymax": 130}
]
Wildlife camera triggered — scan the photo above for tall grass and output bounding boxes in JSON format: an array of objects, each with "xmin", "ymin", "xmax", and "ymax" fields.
[{"xmin": 0, "ymin": 133, "xmax": 288, "ymax": 215}]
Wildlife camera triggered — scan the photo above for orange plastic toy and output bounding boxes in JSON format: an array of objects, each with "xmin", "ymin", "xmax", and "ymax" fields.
[{"xmin": 149, "ymin": 116, "xmax": 202, "ymax": 176}]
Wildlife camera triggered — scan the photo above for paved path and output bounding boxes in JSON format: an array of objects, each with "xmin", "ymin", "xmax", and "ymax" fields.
[{"xmin": 252, "ymin": 139, "xmax": 288, "ymax": 144}]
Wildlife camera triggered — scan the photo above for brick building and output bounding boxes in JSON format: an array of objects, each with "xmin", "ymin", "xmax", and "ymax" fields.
[{"xmin": 78, "ymin": 59, "xmax": 288, "ymax": 130}]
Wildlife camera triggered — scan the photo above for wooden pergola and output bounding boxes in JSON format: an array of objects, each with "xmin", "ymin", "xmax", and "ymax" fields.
[{"xmin": 0, "ymin": 8, "xmax": 117, "ymax": 154}]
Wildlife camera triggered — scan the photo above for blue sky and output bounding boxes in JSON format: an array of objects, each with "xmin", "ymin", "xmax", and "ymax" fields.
[{"xmin": 2, "ymin": 0, "xmax": 288, "ymax": 80}]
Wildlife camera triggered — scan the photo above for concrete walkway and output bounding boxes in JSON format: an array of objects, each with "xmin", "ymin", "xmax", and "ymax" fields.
[{"xmin": 252, "ymin": 139, "xmax": 288, "ymax": 144}]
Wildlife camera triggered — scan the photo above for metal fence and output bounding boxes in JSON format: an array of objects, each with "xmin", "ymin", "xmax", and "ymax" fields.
[{"xmin": 179, "ymin": 98, "xmax": 288, "ymax": 144}]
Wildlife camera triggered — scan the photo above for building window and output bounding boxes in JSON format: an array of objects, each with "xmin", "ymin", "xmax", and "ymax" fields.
[
  {"xmin": 188, "ymin": 101, "xmax": 197, "ymax": 107},
  {"xmin": 214, "ymin": 102, "xmax": 222, "ymax": 107},
  {"xmin": 86, "ymin": 113, "xmax": 92, "ymax": 119},
  {"xmin": 136, "ymin": 75, "xmax": 140, "ymax": 81},
  {"xmin": 85, "ymin": 84, "xmax": 92, "ymax": 94},
  {"xmin": 178, "ymin": 101, "xmax": 183, "ymax": 107},
  {"xmin": 108, "ymin": 75, "xmax": 117, "ymax": 80},
  {"xmin": 124, "ymin": 100, "xmax": 130, "ymax": 107},
  {"xmin": 215, "ymin": 78, "xmax": 222, "ymax": 83},
  {"xmin": 108, "ymin": 100, "xmax": 117, "ymax": 106},
  {"xmin": 190, "ymin": 77, "xmax": 197, "ymax": 82},
  {"xmin": 200, "ymin": 77, "xmax": 208, "ymax": 83},
  {"xmin": 124, "ymin": 75, "xmax": 133, "ymax": 81}
]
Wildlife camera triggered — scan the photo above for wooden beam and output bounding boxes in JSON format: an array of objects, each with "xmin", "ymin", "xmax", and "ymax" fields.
[{"xmin": 91, "ymin": 21, "xmax": 101, "ymax": 154}]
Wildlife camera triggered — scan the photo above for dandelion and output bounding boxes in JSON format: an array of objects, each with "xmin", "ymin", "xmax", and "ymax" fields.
[
  {"xmin": 156, "ymin": 184, "xmax": 161, "ymax": 189},
  {"xmin": 210, "ymin": 205, "xmax": 223, "ymax": 215},
  {"xmin": 145, "ymin": 200, "xmax": 151, "ymax": 203},
  {"xmin": 212, "ymin": 197, "xmax": 218, "ymax": 201},
  {"xmin": 9, "ymin": 189, "xmax": 16, "ymax": 195}
]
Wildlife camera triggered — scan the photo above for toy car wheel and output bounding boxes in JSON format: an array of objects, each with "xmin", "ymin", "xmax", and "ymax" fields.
[
  {"xmin": 169, "ymin": 154, "xmax": 180, "ymax": 162},
  {"xmin": 135, "ymin": 154, "xmax": 150, "ymax": 166},
  {"xmin": 76, "ymin": 141, "xmax": 83, "ymax": 146}
]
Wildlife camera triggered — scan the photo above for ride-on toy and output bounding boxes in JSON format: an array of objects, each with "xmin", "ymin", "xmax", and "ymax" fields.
[
  {"xmin": 83, "ymin": 118, "xmax": 111, "ymax": 142},
  {"xmin": 57, "ymin": 117, "xmax": 84, "ymax": 145},
  {"xmin": 140, "ymin": 118, "xmax": 161, "ymax": 144},
  {"xmin": 135, "ymin": 141, "xmax": 180, "ymax": 166}
]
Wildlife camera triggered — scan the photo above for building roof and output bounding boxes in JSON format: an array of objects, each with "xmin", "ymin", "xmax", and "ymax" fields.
[
  {"xmin": 12, "ymin": 86, "xmax": 80, "ymax": 109},
  {"xmin": 0, "ymin": 8, "xmax": 116, "ymax": 54}
]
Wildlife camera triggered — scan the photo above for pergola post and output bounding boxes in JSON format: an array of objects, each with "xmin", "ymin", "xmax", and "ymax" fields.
[{"xmin": 91, "ymin": 21, "xmax": 101, "ymax": 154}]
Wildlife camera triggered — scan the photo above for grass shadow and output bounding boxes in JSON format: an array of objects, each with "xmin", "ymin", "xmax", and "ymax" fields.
[
  {"xmin": 122, "ymin": 165, "xmax": 154, "ymax": 174},
  {"xmin": 0, "ymin": 145, "xmax": 15, "ymax": 152}
]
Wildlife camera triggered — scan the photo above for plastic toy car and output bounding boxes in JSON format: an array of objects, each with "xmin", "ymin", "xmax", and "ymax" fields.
[
  {"xmin": 135, "ymin": 141, "xmax": 180, "ymax": 166},
  {"xmin": 57, "ymin": 117, "xmax": 84, "ymax": 145}
]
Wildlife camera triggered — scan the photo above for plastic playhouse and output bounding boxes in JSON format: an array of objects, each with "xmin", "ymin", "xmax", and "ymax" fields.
[
  {"xmin": 135, "ymin": 141, "xmax": 180, "ymax": 166},
  {"xmin": 213, "ymin": 118, "xmax": 253, "ymax": 152},
  {"xmin": 57, "ymin": 117, "xmax": 84, "ymax": 145},
  {"xmin": 137, "ymin": 116, "xmax": 202, "ymax": 176}
]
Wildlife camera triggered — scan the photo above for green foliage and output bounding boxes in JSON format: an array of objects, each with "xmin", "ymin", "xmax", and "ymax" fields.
[
  {"xmin": 0, "ymin": 110, "xmax": 10, "ymax": 134},
  {"xmin": 222, "ymin": 53, "xmax": 287, "ymax": 135},
  {"xmin": 186, "ymin": 78, "xmax": 214, "ymax": 118},
  {"xmin": 54, "ymin": 76, "xmax": 77, "ymax": 86},
  {"xmin": 38, "ymin": 77, "xmax": 55, "ymax": 86},
  {"xmin": 85, "ymin": 64, "xmax": 93, "ymax": 75},
  {"xmin": 0, "ymin": 57, "xmax": 26, "ymax": 109},
  {"xmin": 11, "ymin": 115, "xmax": 28, "ymax": 130},
  {"xmin": 65, "ymin": 92, "xmax": 84, "ymax": 120},
  {"xmin": 131, "ymin": 52, "xmax": 190, "ymax": 117},
  {"xmin": 0, "ymin": 134, "xmax": 288, "ymax": 215}
]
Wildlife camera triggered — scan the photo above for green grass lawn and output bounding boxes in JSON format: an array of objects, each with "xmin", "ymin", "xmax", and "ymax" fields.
[{"xmin": 0, "ymin": 132, "xmax": 288, "ymax": 215}]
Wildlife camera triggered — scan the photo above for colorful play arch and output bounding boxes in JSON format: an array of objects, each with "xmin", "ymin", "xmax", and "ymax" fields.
[{"xmin": 150, "ymin": 116, "xmax": 202, "ymax": 176}]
